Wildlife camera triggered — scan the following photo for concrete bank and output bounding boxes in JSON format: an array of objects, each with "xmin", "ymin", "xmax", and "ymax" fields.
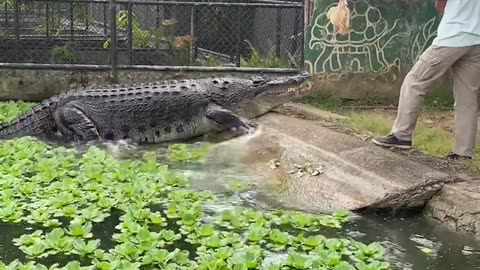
[
  {"xmin": 426, "ymin": 183, "xmax": 480, "ymax": 239},
  {"xmin": 248, "ymin": 103, "xmax": 478, "ymax": 240}
]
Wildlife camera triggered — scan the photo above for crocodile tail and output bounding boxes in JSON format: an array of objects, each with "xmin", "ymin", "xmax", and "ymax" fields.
[{"xmin": 0, "ymin": 100, "xmax": 57, "ymax": 140}]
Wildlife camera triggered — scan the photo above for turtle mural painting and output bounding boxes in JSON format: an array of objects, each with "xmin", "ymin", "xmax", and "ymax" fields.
[{"xmin": 305, "ymin": 0, "xmax": 439, "ymax": 93}]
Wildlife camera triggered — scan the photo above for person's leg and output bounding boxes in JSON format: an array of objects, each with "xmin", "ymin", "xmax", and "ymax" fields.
[
  {"xmin": 373, "ymin": 45, "xmax": 468, "ymax": 149},
  {"xmin": 449, "ymin": 45, "xmax": 480, "ymax": 159}
]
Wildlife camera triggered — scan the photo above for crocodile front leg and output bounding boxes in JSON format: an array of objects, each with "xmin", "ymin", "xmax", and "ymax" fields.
[
  {"xmin": 53, "ymin": 103, "xmax": 100, "ymax": 142},
  {"xmin": 206, "ymin": 104, "xmax": 257, "ymax": 136}
]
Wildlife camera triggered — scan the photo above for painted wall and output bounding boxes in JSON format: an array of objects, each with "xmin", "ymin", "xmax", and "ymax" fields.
[{"xmin": 304, "ymin": 0, "xmax": 443, "ymax": 99}]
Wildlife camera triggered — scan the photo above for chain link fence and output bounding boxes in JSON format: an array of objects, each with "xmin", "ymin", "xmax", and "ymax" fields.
[{"xmin": 0, "ymin": 0, "xmax": 304, "ymax": 73}]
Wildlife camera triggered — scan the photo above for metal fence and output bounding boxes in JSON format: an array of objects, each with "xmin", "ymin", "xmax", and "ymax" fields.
[{"xmin": 0, "ymin": 0, "xmax": 305, "ymax": 76}]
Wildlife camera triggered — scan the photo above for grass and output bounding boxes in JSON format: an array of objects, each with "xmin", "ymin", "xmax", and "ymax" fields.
[
  {"xmin": 303, "ymin": 89, "xmax": 480, "ymax": 173},
  {"xmin": 303, "ymin": 84, "xmax": 455, "ymax": 112},
  {"xmin": 344, "ymin": 111, "xmax": 480, "ymax": 173},
  {"xmin": 344, "ymin": 112, "xmax": 454, "ymax": 157}
]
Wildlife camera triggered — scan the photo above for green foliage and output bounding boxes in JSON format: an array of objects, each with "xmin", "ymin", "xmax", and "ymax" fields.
[
  {"xmin": 195, "ymin": 55, "xmax": 225, "ymax": 67},
  {"xmin": 34, "ymin": 3, "xmax": 64, "ymax": 37},
  {"xmin": 0, "ymin": 101, "xmax": 36, "ymax": 123},
  {"xmin": 424, "ymin": 86, "xmax": 455, "ymax": 109},
  {"xmin": 303, "ymin": 89, "xmax": 344, "ymax": 113},
  {"xmin": 104, "ymin": 10, "xmax": 150, "ymax": 49},
  {"xmin": 167, "ymin": 143, "xmax": 210, "ymax": 163},
  {"xmin": 0, "ymin": 0, "xmax": 12, "ymax": 9},
  {"xmin": 103, "ymin": 9, "xmax": 169, "ymax": 50},
  {"xmin": 116, "ymin": 10, "xmax": 154, "ymax": 49},
  {"xmin": 52, "ymin": 45, "xmax": 77, "ymax": 64},
  {"xmin": 0, "ymin": 101, "xmax": 391, "ymax": 269},
  {"xmin": 240, "ymin": 40, "xmax": 297, "ymax": 68},
  {"xmin": 195, "ymin": 40, "xmax": 299, "ymax": 68}
]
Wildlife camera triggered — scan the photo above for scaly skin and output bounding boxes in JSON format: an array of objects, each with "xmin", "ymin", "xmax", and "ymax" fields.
[{"xmin": 0, "ymin": 73, "xmax": 311, "ymax": 144}]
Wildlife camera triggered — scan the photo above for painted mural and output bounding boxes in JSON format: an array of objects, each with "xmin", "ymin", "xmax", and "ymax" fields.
[{"xmin": 305, "ymin": 0, "xmax": 439, "ymax": 84}]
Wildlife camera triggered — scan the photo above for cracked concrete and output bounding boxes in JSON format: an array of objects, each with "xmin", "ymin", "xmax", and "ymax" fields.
[{"xmin": 426, "ymin": 182, "xmax": 480, "ymax": 239}]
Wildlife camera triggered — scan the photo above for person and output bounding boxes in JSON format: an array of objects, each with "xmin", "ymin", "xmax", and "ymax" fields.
[{"xmin": 372, "ymin": 0, "xmax": 480, "ymax": 160}]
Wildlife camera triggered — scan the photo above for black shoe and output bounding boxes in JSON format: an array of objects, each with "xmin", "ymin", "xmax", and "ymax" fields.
[
  {"xmin": 446, "ymin": 153, "xmax": 472, "ymax": 160},
  {"xmin": 372, "ymin": 134, "xmax": 412, "ymax": 149}
]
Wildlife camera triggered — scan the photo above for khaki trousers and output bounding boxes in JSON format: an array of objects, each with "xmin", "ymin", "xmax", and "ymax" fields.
[{"xmin": 391, "ymin": 44, "xmax": 480, "ymax": 157}]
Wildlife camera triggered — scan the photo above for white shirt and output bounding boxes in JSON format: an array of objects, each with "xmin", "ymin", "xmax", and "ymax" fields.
[{"xmin": 432, "ymin": 0, "xmax": 480, "ymax": 47}]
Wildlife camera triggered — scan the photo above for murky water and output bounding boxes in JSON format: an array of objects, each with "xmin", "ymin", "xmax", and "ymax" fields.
[
  {"xmin": 349, "ymin": 214, "xmax": 480, "ymax": 270},
  {"xmin": 0, "ymin": 134, "xmax": 479, "ymax": 269}
]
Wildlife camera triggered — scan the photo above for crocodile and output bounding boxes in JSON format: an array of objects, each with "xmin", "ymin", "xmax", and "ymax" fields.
[{"xmin": 0, "ymin": 72, "xmax": 311, "ymax": 144}]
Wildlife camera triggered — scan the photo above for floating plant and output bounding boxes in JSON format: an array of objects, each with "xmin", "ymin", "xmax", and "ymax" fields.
[{"xmin": 0, "ymin": 101, "xmax": 391, "ymax": 270}]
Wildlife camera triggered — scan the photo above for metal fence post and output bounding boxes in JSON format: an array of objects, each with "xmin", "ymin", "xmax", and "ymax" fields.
[
  {"xmin": 292, "ymin": 5, "xmax": 300, "ymax": 59},
  {"xmin": 14, "ymin": 0, "xmax": 20, "ymax": 62},
  {"xmin": 127, "ymin": 3, "xmax": 133, "ymax": 65},
  {"xmin": 45, "ymin": 2, "xmax": 50, "ymax": 40},
  {"xmin": 275, "ymin": 8, "xmax": 282, "ymax": 59},
  {"xmin": 85, "ymin": 4, "xmax": 89, "ymax": 31},
  {"xmin": 103, "ymin": 3, "xmax": 107, "ymax": 35},
  {"xmin": 235, "ymin": 6, "xmax": 241, "ymax": 67},
  {"xmin": 189, "ymin": 5, "xmax": 195, "ymax": 64},
  {"xmin": 4, "ymin": 1, "xmax": 8, "ymax": 27},
  {"xmin": 300, "ymin": 0, "xmax": 305, "ymax": 70},
  {"xmin": 70, "ymin": 2, "xmax": 74, "ymax": 41},
  {"xmin": 109, "ymin": 0, "xmax": 118, "ymax": 80},
  {"xmin": 156, "ymin": 0, "xmax": 160, "ymax": 28}
]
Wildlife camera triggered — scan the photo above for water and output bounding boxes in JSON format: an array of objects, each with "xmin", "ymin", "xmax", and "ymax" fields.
[
  {"xmin": 0, "ymin": 135, "xmax": 480, "ymax": 269},
  {"xmin": 131, "ymin": 135, "xmax": 480, "ymax": 269},
  {"xmin": 349, "ymin": 214, "xmax": 480, "ymax": 269}
]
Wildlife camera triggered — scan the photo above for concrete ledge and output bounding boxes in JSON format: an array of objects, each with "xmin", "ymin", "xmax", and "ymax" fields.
[
  {"xmin": 208, "ymin": 112, "xmax": 459, "ymax": 215},
  {"xmin": 426, "ymin": 182, "xmax": 480, "ymax": 239},
  {"xmin": 264, "ymin": 103, "xmax": 480, "ymax": 239}
]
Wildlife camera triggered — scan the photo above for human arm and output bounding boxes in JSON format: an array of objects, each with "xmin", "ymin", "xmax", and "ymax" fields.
[{"xmin": 435, "ymin": 0, "xmax": 447, "ymax": 15}]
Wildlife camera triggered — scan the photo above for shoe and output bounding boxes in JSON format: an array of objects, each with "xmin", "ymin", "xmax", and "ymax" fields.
[
  {"xmin": 372, "ymin": 134, "xmax": 412, "ymax": 149},
  {"xmin": 446, "ymin": 153, "xmax": 472, "ymax": 160}
]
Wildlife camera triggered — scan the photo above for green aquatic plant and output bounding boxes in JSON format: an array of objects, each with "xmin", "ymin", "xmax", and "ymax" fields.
[
  {"xmin": 355, "ymin": 261, "xmax": 390, "ymax": 270},
  {"xmin": 0, "ymin": 103, "xmax": 391, "ymax": 269},
  {"xmin": 246, "ymin": 223, "xmax": 269, "ymax": 243},
  {"xmin": 267, "ymin": 229, "xmax": 292, "ymax": 251},
  {"xmin": 0, "ymin": 101, "xmax": 37, "ymax": 123},
  {"xmin": 298, "ymin": 234, "xmax": 326, "ymax": 250},
  {"xmin": 352, "ymin": 242, "xmax": 386, "ymax": 263},
  {"xmin": 72, "ymin": 239, "xmax": 100, "ymax": 257},
  {"xmin": 67, "ymin": 220, "xmax": 93, "ymax": 239},
  {"xmin": 286, "ymin": 250, "xmax": 313, "ymax": 269},
  {"xmin": 167, "ymin": 143, "xmax": 210, "ymax": 163}
]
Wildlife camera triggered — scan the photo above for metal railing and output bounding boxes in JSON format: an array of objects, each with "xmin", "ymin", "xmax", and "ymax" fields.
[{"xmin": 0, "ymin": 0, "xmax": 305, "ymax": 77}]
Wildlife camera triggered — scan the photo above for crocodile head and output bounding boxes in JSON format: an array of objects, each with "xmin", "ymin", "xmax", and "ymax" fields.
[{"xmin": 208, "ymin": 72, "xmax": 312, "ymax": 119}]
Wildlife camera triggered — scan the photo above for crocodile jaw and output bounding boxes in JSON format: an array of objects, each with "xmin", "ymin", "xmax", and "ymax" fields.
[{"xmin": 239, "ymin": 72, "xmax": 312, "ymax": 118}]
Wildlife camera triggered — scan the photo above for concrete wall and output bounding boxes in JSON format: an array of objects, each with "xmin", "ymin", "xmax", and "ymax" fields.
[
  {"xmin": 0, "ymin": 68, "xmax": 298, "ymax": 102},
  {"xmin": 304, "ymin": 0, "xmax": 448, "ymax": 100}
]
